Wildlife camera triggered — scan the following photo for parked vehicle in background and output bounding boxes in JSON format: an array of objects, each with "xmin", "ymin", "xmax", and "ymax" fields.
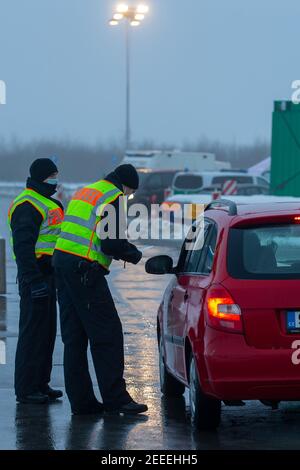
[
  {"xmin": 122, "ymin": 150, "xmax": 231, "ymax": 172},
  {"xmin": 171, "ymin": 170, "xmax": 269, "ymax": 196},
  {"xmin": 248, "ymin": 157, "xmax": 271, "ymax": 183},
  {"xmin": 128, "ymin": 169, "xmax": 178, "ymax": 209},
  {"xmin": 146, "ymin": 200, "xmax": 300, "ymax": 430},
  {"xmin": 199, "ymin": 184, "xmax": 270, "ymax": 196}
]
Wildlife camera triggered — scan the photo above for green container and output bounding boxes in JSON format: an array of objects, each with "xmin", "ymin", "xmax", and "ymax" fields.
[{"xmin": 271, "ymin": 101, "xmax": 300, "ymax": 196}]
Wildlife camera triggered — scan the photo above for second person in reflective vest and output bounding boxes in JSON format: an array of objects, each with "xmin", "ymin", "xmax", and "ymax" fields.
[{"xmin": 53, "ymin": 164, "xmax": 148, "ymax": 415}]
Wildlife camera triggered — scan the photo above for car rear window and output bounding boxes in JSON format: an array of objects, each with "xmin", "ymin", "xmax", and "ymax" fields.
[
  {"xmin": 212, "ymin": 176, "xmax": 253, "ymax": 185},
  {"xmin": 162, "ymin": 172, "xmax": 177, "ymax": 186},
  {"xmin": 174, "ymin": 174, "xmax": 203, "ymax": 190},
  {"xmin": 228, "ymin": 224, "xmax": 300, "ymax": 279}
]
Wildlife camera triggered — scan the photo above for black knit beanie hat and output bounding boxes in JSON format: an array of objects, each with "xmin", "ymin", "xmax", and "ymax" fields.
[
  {"xmin": 30, "ymin": 158, "xmax": 58, "ymax": 182},
  {"xmin": 114, "ymin": 164, "xmax": 139, "ymax": 190}
]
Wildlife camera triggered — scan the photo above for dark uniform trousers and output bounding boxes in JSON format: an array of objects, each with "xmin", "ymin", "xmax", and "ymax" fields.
[
  {"xmin": 15, "ymin": 274, "xmax": 57, "ymax": 398},
  {"xmin": 55, "ymin": 265, "xmax": 132, "ymax": 412}
]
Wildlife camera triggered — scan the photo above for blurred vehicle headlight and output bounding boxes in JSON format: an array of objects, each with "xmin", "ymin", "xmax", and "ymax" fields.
[{"xmin": 161, "ymin": 201, "xmax": 182, "ymax": 212}]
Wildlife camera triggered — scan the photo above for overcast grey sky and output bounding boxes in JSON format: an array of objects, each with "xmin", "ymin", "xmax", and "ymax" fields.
[{"xmin": 0, "ymin": 0, "xmax": 298, "ymax": 146}]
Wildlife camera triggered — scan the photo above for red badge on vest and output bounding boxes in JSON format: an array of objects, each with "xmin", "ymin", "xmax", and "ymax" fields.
[
  {"xmin": 72, "ymin": 188, "xmax": 103, "ymax": 206},
  {"xmin": 48, "ymin": 208, "xmax": 64, "ymax": 226}
]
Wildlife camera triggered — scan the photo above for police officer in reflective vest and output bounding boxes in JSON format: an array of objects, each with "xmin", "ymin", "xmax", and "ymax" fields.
[
  {"xmin": 53, "ymin": 164, "xmax": 148, "ymax": 415},
  {"xmin": 8, "ymin": 158, "xmax": 64, "ymax": 404}
]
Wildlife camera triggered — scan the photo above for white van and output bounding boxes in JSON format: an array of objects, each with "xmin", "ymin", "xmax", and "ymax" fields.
[
  {"xmin": 122, "ymin": 150, "xmax": 230, "ymax": 172},
  {"xmin": 171, "ymin": 171, "xmax": 269, "ymax": 195}
]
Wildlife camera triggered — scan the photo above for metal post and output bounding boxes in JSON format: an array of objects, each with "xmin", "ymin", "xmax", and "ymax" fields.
[
  {"xmin": 0, "ymin": 238, "xmax": 6, "ymax": 295},
  {"xmin": 125, "ymin": 21, "xmax": 131, "ymax": 150},
  {"xmin": 109, "ymin": 4, "xmax": 149, "ymax": 148}
]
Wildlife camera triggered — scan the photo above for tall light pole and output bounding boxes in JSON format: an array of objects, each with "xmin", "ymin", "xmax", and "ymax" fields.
[{"xmin": 109, "ymin": 3, "xmax": 149, "ymax": 150}]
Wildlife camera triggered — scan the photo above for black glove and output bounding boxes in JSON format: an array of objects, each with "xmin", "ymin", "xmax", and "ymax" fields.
[
  {"xmin": 30, "ymin": 281, "xmax": 49, "ymax": 299},
  {"xmin": 120, "ymin": 243, "xmax": 143, "ymax": 265},
  {"xmin": 125, "ymin": 249, "xmax": 142, "ymax": 265}
]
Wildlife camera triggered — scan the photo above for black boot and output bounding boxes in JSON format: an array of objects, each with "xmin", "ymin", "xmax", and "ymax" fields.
[
  {"xmin": 43, "ymin": 386, "xmax": 63, "ymax": 400},
  {"xmin": 107, "ymin": 400, "xmax": 148, "ymax": 415},
  {"xmin": 17, "ymin": 392, "xmax": 49, "ymax": 404}
]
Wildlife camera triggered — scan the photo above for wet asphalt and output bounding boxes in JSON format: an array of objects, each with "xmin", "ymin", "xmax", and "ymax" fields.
[{"xmin": 1, "ymin": 196, "xmax": 300, "ymax": 450}]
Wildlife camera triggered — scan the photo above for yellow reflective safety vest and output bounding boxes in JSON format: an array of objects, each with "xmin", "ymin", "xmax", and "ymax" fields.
[
  {"xmin": 55, "ymin": 180, "xmax": 123, "ymax": 270},
  {"xmin": 8, "ymin": 188, "xmax": 64, "ymax": 259}
]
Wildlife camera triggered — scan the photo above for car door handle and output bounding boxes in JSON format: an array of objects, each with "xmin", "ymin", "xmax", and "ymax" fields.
[{"xmin": 184, "ymin": 291, "xmax": 189, "ymax": 302}]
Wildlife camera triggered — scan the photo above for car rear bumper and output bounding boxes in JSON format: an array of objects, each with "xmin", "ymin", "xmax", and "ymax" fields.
[{"xmin": 200, "ymin": 326, "xmax": 300, "ymax": 400}]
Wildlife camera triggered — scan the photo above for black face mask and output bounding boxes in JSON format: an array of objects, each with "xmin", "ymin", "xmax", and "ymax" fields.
[
  {"xmin": 26, "ymin": 177, "xmax": 57, "ymax": 198},
  {"xmin": 43, "ymin": 181, "xmax": 58, "ymax": 196}
]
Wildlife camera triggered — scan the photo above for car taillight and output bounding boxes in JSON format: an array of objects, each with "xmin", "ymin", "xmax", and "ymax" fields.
[{"xmin": 205, "ymin": 285, "xmax": 243, "ymax": 333}]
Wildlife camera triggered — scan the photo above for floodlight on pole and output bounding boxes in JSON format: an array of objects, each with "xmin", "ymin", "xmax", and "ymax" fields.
[
  {"xmin": 108, "ymin": 4, "xmax": 149, "ymax": 149},
  {"xmin": 136, "ymin": 5, "xmax": 149, "ymax": 14},
  {"xmin": 117, "ymin": 4, "xmax": 129, "ymax": 13},
  {"xmin": 113, "ymin": 13, "xmax": 124, "ymax": 20}
]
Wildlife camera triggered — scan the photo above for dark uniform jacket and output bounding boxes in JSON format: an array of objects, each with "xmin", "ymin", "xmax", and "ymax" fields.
[{"xmin": 10, "ymin": 178, "xmax": 64, "ymax": 284}]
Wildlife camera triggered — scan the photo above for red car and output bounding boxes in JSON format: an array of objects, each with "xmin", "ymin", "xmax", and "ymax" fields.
[{"xmin": 146, "ymin": 199, "xmax": 300, "ymax": 430}]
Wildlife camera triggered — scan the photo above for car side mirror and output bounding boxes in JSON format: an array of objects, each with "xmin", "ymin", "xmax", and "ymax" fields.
[{"xmin": 145, "ymin": 255, "xmax": 174, "ymax": 275}]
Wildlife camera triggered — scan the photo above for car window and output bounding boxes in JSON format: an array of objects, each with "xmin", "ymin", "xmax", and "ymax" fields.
[
  {"xmin": 176, "ymin": 219, "xmax": 217, "ymax": 273},
  {"xmin": 146, "ymin": 173, "xmax": 163, "ymax": 189},
  {"xmin": 228, "ymin": 224, "xmax": 300, "ymax": 279},
  {"xmin": 176, "ymin": 225, "xmax": 197, "ymax": 272},
  {"xmin": 185, "ymin": 225, "xmax": 208, "ymax": 272},
  {"xmin": 184, "ymin": 220, "xmax": 216, "ymax": 273},
  {"xmin": 201, "ymin": 226, "xmax": 217, "ymax": 274},
  {"xmin": 174, "ymin": 174, "xmax": 203, "ymax": 190}
]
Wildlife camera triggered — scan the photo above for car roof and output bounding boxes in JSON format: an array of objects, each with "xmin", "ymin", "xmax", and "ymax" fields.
[
  {"xmin": 202, "ymin": 183, "xmax": 266, "ymax": 189},
  {"xmin": 137, "ymin": 169, "xmax": 178, "ymax": 174},
  {"xmin": 174, "ymin": 170, "xmax": 251, "ymax": 177},
  {"xmin": 205, "ymin": 201, "xmax": 300, "ymax": 224},
  {"xmin": 232, "ymin": 201, "xmax": 300, "ymax": 215}
]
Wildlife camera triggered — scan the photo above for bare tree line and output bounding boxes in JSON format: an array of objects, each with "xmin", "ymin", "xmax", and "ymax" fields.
[{"xmin": 0, "ymin": 138, "xmax": 270, "ymax": 182}]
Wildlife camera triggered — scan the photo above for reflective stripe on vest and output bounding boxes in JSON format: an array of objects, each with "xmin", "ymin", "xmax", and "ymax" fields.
[
  {"xmin": 8, "ymin": 188, "xmax": 64, "ymax": 259},
  {"xmin": 55, "ymin": 180, "xmax": 123, "ymax": 269}
]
